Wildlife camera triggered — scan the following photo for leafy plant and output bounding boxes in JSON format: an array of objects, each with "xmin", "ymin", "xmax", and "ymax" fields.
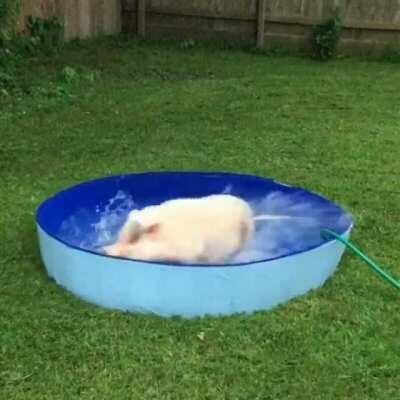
[
  {"xmin": 179, "ymin": 39, "xmax": 196, "ymax": 50},
  {"xmin": 0, "ymin": 13, "xmax": 64, "ymax": 96},
  {"xmin": 60, "ymin": 65, "xmax": 100, "ymax": 84},
  {"xmin": 0, "ymin": 0, "xmax": 20, "ymax": 65},
  {"xmin": 311, "ymin": 13, "xmax": 343, "ymax": 61},
  {"xmin": 0, "ymin": 69, "xmax": 14, "ymax": 95},
  {"xmin": 380, "ymin": 45, "xmax": 400, "ymax": 63},
  {"xmin": 26, "ymin": 15, "xmax": 64, "ymax": 55},
  {"xmin": 61, "ymin": 66, "xmax": 79, "ymax": 83},
  {"xmin": 0, "ymin": 0, "xmax": 20, "ymax": 37}
]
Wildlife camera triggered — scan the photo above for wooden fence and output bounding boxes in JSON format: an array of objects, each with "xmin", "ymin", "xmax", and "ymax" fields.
[
  {"xmin": 15, "ymin": 1, "xmax": 400, "ymax": 51},
  {"xmin": 122, "ymin": 0, "xmax": 400, "ymax": 52}
]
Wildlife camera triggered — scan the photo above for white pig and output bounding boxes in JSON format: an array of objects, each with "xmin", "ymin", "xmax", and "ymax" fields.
[{"xmin": 103, "ymin": 194, "xmax": 256, "ymax": 264}]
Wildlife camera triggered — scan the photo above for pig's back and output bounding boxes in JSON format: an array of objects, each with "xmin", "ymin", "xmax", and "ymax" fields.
[{"xmin": 158, "ymin": 195, "xmax": 255, "ymax": 262}]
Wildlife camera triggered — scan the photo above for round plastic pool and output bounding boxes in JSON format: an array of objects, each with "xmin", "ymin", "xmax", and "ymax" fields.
[{"xmin": 36, "ymin": 171, "xmax": 353, "ymax": 317}]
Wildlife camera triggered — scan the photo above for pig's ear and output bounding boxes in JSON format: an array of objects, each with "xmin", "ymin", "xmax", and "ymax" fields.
[
  {"xmin": 128, "ymin": 209, "xmax": 139, "ymax": 218},
  {"xmin": 144, "ymin": 223, "xmax": 161, "ymax": 235},
  {"xmin": 119, "ymin": 221, "xmax": 143, "ymax": 244}
]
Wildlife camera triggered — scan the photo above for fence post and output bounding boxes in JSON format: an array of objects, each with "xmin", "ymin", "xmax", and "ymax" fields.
[
  {"xmin": 137, "ymin": 0, "xmax": 146, "ymax": 36},
  {"xmin": 257, "ymin": 0, "xmax": 266, "ymax": 48}
]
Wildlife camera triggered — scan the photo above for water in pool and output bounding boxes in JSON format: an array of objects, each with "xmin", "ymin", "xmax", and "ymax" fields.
[{"xmin": 57, "ymin": 188, "xmax": 351, "ymax": 264}]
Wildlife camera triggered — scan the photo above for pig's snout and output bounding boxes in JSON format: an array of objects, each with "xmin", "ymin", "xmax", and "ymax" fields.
[{"xmin": 104, "ymin": 243, "xmax": 125, "ymax": 257}]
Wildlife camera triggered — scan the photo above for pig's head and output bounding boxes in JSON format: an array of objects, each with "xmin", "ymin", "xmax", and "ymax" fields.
[{"xmin": 103, "ymin": 220, "xmax": 165, "ymax": 261}]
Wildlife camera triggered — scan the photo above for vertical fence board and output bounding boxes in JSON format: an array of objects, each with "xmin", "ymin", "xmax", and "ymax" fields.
[
  {"xmin": 256, "ymin": 0, "xmax": 266, "ymax": 48},
  {"xmin": 137, "ymin": 0, "xmax": 146, "ymax": 36}
]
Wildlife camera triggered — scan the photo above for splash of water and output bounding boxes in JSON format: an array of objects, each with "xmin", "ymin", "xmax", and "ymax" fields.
[
  {"xmin": 58, "ymin": 190, "xmax": 136, "ymax": 251},
  {"xmin": 231, "ymin": 191, "xmax": 351, "ymax": 263}
]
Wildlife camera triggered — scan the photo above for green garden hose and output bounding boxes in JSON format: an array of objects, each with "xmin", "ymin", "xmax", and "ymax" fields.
[{"xmin": 322, "ymin": 229, "xmax": 400, "ymax": 290}]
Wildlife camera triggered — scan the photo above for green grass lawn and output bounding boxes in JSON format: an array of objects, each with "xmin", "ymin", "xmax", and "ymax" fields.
[{"xmin": 1, "ymin": 36, "xmax": 399, "ymax": 399}]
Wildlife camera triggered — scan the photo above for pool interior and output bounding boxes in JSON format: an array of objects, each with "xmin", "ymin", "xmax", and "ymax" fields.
[{"xmin": 37, "ymin": 172, "xmax": 353, "ymax": 264}]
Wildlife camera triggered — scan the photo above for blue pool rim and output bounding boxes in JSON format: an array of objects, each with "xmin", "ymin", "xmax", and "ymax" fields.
[{"xmin": 36, "ymin": 171, "xmax": 353, "ymax": 317}]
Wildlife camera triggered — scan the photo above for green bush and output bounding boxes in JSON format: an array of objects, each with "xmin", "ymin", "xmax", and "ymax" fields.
[
  {"xmin": 1, "ymin": 11, "xmax": 64, "ymax": 96},
  {"xmin": 311, "ymin": 14, "xmax": 343, "ymax": 61},
  {"xmin": 0, "ymin": 0, "xmax": 20, "ymax": 38},
  {"xmin": 26, "ymin": 15, "xmax": 64, "ymax": 55}
]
